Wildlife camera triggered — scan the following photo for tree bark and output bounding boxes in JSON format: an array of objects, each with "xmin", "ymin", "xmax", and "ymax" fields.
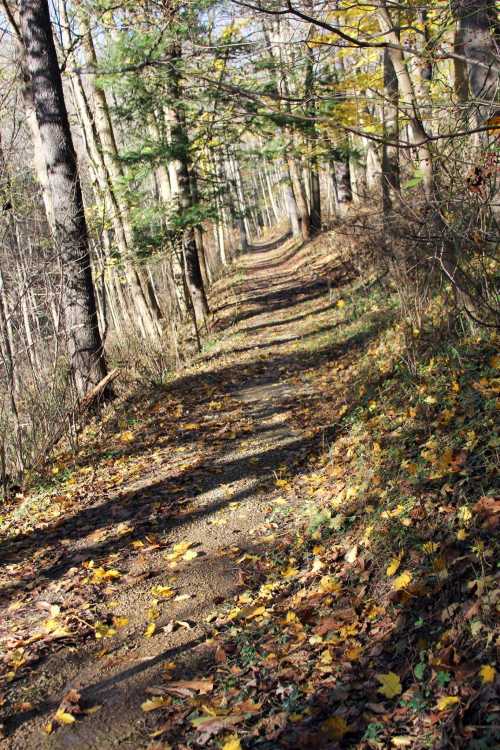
[
  {"xmin": 19, "ymin": 0, "xmax": 108, "ymax": 399},
  {"xmin": 453, "ymin": 0, "xmax": 499, "ymax": 121},
  {"xmin": 164, "ymin": 43, "xmax": 209, "ymax": 332}
]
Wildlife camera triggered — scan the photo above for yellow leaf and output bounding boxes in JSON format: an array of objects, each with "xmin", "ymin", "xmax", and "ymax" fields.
[
  {"xmin": 112, "ymin": 616, "xmax": 129, "ymax": 629},
  {"xmin": 457, "ymin": 528, "xmax": 468, "ymax": 541},
  {"xmin": 165, "ymin": 541, "xmax": 192, "ymax": 561},
  {"xmin": 422, "ymin": 542, "xmax": 439, "ymax": 554},
  {"xmin": 322, "ymin": 715, "xmax": 349, "ymax": 740},
  {"xmin": 345, "ymin": 545, "xmax": 358, "ymax": 563},
  {"xmin": 141, "ymin": 696, "xmax": 167, "ymax": 712},
  {"xmin": 320, "ymin": 649, "xmax": 333, "ymax": 665},
  {"xmin": 345, "ymin": 644, "xmax": 362, "ymax": 661},
  {"xmin": 386, "ymin": 555, "xmax": 402, "ymax": 577},
  {"xmin": 182, "ymin": 549, "xmax": 199, "ymax": 561},
  {"xmin": 91, "ymin": 567, "xmax": 121, "ymax": 584},
  {"xmin": 222, "ymin": 735, "xmax": 241, "ymax": 750},
  {"xmin": 242, "ymin": 605, "xmax": 266, "ymax": 620},
  {"xmin": 376, "ymin": 672, "xmax": 402, "ymax": 698},
  {"xmin": 94, "ymin": 622, "xmax": 117, "ymax": 639},
  {"xmin": 120, "ymin": 430, "xmax": 134, "ymax": 443},
  {"xmin": 319, "ymin": 575, "xmax": 342, "ymax": 594},
  {"xmin": 281, "ymin": 566, "xmax": 298, "ymax": 578},
  {"xmin": 54, "ymin": 709, "xmax": 76, "ymax": 725},
  {"xmin": 144, "ymin": 622, "xmax": 156, "ymax": 638},
  {"xmin": 43, "ymin": 721, "xmax": 53, "ymax": 734},
  {"xmin": 437, "ymin": 695, "xmax": 459, "ymax": 711},
  {"xmin": 393, "ymin": 571, "xmax": 412, "ymax": 590},
  {"xmin": 479, "ymin": 664, "xmax": 496, "ymax": 684},
  {"xmin": 151, "ymin": 585, "xmax": 175, "ymax": 599}
]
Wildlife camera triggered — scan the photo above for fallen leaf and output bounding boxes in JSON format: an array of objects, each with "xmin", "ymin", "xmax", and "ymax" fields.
[
  {"xmin": 222, "ymin": 735, "xmax": 241, "ymax": 750},
  {"xmin": 386, "ymin": 555, "xmax": 402, "ymax": 576},
  {"xmin": 54, "ymin": 709, "xmax": 76, "ymax": 725},
  {"xmin": 144, "ymin": 622, "xmax": 156, "ymax": 638},
  {"xmin": 437, "ymin": 695, "xmax": 460, "ymax": 711},
  {"xmin": 393, "ymin": 571, "xmax": 412, "ymax": 590},
  {"xmin": 141, "ymin": 696, "xmax": 168, "ymax": 712},
  {"xmin": 376, "ymin": 672, "xmax": 402, "ymax": 698},
  {"xmin": 479, "ymin": 664, "xmax": 496, "ymax": 684},
  {"xmin": 318, "ymin": 575, "xmax": 342, "ymax": 594},
  {"xmin": 322, "ymin": 715, "xmax": 349, "ymax": 740},
  {"xmin": 151, "ymin": 585, "xmax": 175, "ymax": 599}
]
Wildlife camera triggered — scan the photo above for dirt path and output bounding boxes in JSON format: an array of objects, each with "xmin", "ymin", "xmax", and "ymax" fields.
[{"xmin": 0, "ymin": 235, "xmax": 343, "ymax": 749}]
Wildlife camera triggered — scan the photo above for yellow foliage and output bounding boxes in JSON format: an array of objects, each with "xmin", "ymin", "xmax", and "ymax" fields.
[
  {"xmin": 436, "ymin": 696, "xmax": 460, "ymax": 711},
  {"xmin": 393, "ymin": 571, "xmax": 412, "ymax": 590},
  {"xmin": 479, "ymin": 664, "xmax": 496, "ymax": 684},
  {"xmin": 386, "ymin": 555, "xmax": 402, "ymax": 576},
  {"xmin": 376, "ymin": 672, "xmax": 402, "ymax": 698}
]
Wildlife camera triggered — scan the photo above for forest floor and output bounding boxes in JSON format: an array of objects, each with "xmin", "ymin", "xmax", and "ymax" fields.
[{"xmin": 0, "ymin": 231, "xmax": 498, "ymax": 750}]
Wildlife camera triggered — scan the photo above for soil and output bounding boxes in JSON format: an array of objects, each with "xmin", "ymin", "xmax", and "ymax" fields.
[{"xmin": 0, "ymin": 235, "xmax": 342, "ymax": 749}]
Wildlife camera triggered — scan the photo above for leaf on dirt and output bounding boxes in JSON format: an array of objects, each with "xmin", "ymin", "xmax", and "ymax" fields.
[
  {"xmin": 436, "ymin": 696, "xmax": 460, "ymax": 711},
  {"xmin": 165, "ymin": 541, "xmax": 193, "ymax": 561},
  {"xmin": 141, "ymin": 696, "xmax": 168, "ymax": 712},
  {"xmin": 144, "ymin": 622, "xmax": 156, "ymax": 637},
  {"xmin": 151, "ymin": 585, "xmax": 175, "ymax": 599},
  {"xmin": 165, "ymin": 679, "xmax": 213, "ymax": 694},
  {"xmin": 54, "ymin": 709, "xmax": 76, "ymax": 725},
  {"xmin": 376, "ymin": 672, "xmax": 402, "ymax": 698},
  {"xmin": 112, "ymin": 616, "xmax": 129, "ymax": 629},
  {"xmin": 182, "ymin": 549, "xmax": 199, "ymax": 561},
  {"xmin": 281, "ymin": 566, "xmax": 298, "ymax": 578},
  {"xmin": 91, "ymin": 567, "xmax": 121, "ymax": 584},
  {"xmin": 94, "ymin": 622, "xmax": 117, "ymax": 639}
]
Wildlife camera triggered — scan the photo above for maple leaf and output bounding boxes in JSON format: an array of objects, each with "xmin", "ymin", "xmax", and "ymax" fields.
[{"xmin": 376, "ymin": 672, "xmax": 402, "ymax": 698}]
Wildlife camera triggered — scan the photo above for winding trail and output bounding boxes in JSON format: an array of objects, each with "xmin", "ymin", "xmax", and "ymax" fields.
[{"xmin": 1, "ymin": 234, "xmax": 345, "ymax": 749}]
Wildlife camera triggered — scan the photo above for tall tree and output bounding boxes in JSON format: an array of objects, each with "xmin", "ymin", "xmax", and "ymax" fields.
[{"xmin": 18, "ymin": 0, "xmax": 108, "ymax": 398}]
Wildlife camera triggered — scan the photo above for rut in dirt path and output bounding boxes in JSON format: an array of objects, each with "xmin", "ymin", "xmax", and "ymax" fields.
[{"xmin": 1, "ymin": 236, "xmax": 347, "ymax": 750}]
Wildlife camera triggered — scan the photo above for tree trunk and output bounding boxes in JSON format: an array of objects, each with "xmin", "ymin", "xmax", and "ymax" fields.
[
  {"xmin": 164, "ymin": 43, "xmax": 209, "ymax": 331},
  {"xmin": 378, "ymin": 2, "xmax": 434, "ymax": 200},
  {"xmin": 19, "ymin": 0, "xmax": 108, "ymax": 399},
  {"xmin": 453, "ymin": 0, "xmax": 499, "ymax": 121},
  {"xmin": 382, "ymin": 48, "xmax": 400, "ymax": 214}
]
